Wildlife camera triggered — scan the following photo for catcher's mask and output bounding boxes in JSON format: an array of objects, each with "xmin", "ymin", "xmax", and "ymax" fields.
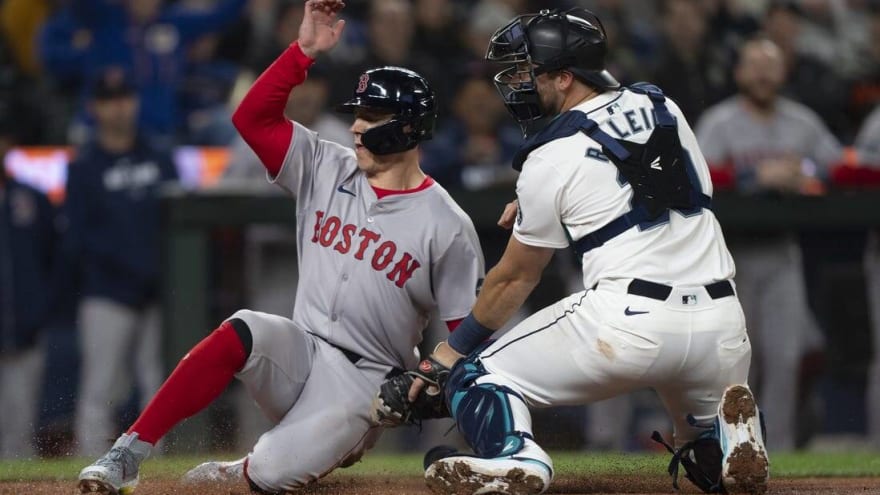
[
  {"xmin": 486, "ymin": 8, "xmax": 620, "ymax": 134},
  {"xmin": 336, "ymin": 66, "xmax": 436, "ymax": 155}
]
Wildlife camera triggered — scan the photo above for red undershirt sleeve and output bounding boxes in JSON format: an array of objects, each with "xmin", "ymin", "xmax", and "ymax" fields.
[
  {"xmin": 231, "ymin": 42, "xmax": 315, "ymax": 176},
  {"xmin": 445, "ymin": 318, "xmax": 463, "ymax": 332}
]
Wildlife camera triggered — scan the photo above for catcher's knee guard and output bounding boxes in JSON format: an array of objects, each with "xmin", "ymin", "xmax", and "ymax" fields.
[{"xmin": 445, "ymin": 355, "xmax": 531, "ymax": 458}]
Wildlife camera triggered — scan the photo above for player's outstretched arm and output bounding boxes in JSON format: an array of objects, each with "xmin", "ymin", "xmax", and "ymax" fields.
[{"xmin": 231, "ymin": 0, "xmax": 346, "ymax": 175}]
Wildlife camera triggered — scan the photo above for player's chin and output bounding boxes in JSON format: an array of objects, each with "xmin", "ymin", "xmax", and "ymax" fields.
[{"xmin": 355, "ymin": 146, "xmax": 376, "ymax": 170}]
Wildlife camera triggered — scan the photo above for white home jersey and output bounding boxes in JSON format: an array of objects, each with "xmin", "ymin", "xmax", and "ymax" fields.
[{"xmin": 513, "ymin": 88, "xmax": 735, "ymax": 289}]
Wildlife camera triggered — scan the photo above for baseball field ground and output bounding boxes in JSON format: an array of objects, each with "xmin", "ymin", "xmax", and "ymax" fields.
[{"xmin": 1, "ymin": 450, "xmax": 879, "ymax": 494}]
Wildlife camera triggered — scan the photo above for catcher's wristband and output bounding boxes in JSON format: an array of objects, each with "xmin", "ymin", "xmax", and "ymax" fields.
[{"xmin": 447, "ymin": 313, "xmax": 494, "ymax": 355}]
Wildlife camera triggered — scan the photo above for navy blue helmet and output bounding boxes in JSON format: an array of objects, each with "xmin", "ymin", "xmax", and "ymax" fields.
[
  {"xmin": 337, "ymin": 66, "xmax": 436, "ymax": 155},
  {"xmin": 486, "ymin": 8, "xmax": 620, "ymax": 129}
]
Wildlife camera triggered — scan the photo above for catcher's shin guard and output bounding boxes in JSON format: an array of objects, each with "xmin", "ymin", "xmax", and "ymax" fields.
[{"xmin": 445, "ymin": 356, "xmax": 532, "ymax": 458}]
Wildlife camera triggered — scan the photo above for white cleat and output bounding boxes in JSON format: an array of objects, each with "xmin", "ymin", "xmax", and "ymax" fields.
[
  {"xmin": 78, "ymin": 433, "xmax": 151, "ymax": 495},
  {"xmin": 425, "ymin": 455, "xmax": 552, "ymax": 495},
  {"xmin": 181, "ymin": 457, "xmax": 246, "ymax": 484},
  {"xmin": 717, "ymin": 384, "xmax": 770, "ymax": 494}
]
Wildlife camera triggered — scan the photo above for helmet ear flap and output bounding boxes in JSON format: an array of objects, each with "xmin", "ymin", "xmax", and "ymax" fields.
[{"xmin": 361, "ymin": 119, "xmax": 417, "ymax": 155}]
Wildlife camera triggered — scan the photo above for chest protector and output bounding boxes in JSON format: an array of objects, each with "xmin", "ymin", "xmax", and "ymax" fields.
[{"xmin": 512, "ymin": 83, "xmax": 712, "ymax": 255}]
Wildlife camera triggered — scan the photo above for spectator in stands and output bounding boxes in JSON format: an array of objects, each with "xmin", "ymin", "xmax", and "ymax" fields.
[
  {"xmin": 0, "ymin": 109, "xmax": 59, "ymax": 459},
  {"xmin": 38, "ymin": 0, "xmax": 247, "ymax": 144},
  {"xmin": 846, "ymin": 4, "xmax": 880, "ymax": 139},
  {"xmin": 0, "ymin": 2, "xmax": 51, "ymax": 145},
  {"xmin": 855, "ymin": 105, "xmax": 880, "ymax": 450},
  {"xmin": 462, "ymin": 0, "xmax": 515, "ymax": 76},
  {"xmin": 856, "ymin": 105, "xmax": 880, "ymax": 166},
  {"xmin": 695, "ymin": 38, "xmax": 842, "ymax": 451},
  {"xmin": 355, "ymin": 0, "xmax": 449, "ymax": 112},
  {"xmin": 420, "ymin": 75, "xmax": 520, "ymax": 191},
  {"xmin": 245, "ymin": 0, "xmax": 305, "ymax": 73},
  {"xmin": 179, "ymin": 33, "xmax": 240, "ymax": 145},
  {"xmin": 651, "ymin": 0, "xmax": 734, "ymax": 124},
  {"xmin": 67, "ymin": 68, "xmax": 179, "ymax": 456},
  {"xmin": 762, "ymin": 0, "xmax": 850, "ymax": 138},
  {"xmin": 0, "ymin": 0, "xmax": 51, "ymax": 78},
  {"xmin": 412, "ymin": 0, "xmax": 467, "ymax": 71}
]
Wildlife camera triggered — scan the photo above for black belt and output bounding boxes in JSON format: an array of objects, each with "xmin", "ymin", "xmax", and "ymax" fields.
[
  {"xmin": 338, "ymin": 346, "xmax": 363, "ymax": 365},
  {"xmin": 309, "ymin": 332, "xmax": 363, "ymax": 364},
  {"xmin": 311, "ymin": 333, "xmax": 403, "ymax": 378},
  {"xmin": 627, "ymin": 279, "xmax": 734, "ymax": 301}
]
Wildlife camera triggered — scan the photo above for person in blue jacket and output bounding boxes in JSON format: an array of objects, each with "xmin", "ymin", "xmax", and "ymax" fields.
[
  {"xmin": 66, "ymin": 68, "xmax": 179, "ymax": 456},
  {"xmin": 0, "ymin": 114, "xmax": 60, "ymax": 459},
  {"xmin": 39, "ymin": 0, "xmax": 247, "ymax": 143}
]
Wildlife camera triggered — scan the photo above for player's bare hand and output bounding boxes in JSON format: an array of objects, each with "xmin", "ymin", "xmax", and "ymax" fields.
[
  {"xmin": 498, "ymin": 200, "xmax": 518, "ymax": 229},
  {"xmin": 299, "ymin": 0, "xmax": 346, "ymax": 58}
]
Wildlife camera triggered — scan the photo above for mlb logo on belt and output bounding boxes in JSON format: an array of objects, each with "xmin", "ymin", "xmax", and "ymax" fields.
[{"xmin": 682, "ymin": 294, "xmax": 697, "ymax": 305}]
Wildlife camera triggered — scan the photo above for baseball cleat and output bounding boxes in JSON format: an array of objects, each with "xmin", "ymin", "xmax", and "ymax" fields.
[
  {"xmin": 78, "ymin": 433, "xmax": 151, "ymax": 495},
  {"xmin": 425, "ymin": 455, "xmax": 551, "ymax": 495},
  {"xmin": 423, "ymin": 445, "xmax": 460, "ymax": 470},
  {"xmin": 181, "ymin": 457, "xmax": 246, "ymax": 484},
  {"xmin": 718, "ymin": 384, "xmax": 769, "ymax": 494}
]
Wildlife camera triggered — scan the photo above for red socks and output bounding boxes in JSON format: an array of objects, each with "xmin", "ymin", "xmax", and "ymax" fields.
[{"xmin": 128, "ymin": 321, "xmax": 247, "ymax": 444}]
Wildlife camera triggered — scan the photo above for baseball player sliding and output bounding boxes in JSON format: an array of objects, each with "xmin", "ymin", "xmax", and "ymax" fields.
[
  {"xmin": 374, "ymin": 7, "xmax": 770, "ymax": 495},
  {"xmin": 76, "ymin": 1, "xmax": 484, "ymax": 493}
]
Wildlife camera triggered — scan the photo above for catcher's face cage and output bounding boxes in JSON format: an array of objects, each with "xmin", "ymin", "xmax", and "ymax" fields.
[
  {"xmin": 487, "ymin": 14, "xmax": 544, "ymax": 132},
  {"xmin": 486, "ymin": 9, "xmax": 616, "ymax": 133}
]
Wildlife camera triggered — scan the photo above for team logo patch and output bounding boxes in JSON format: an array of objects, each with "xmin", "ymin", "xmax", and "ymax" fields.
[
  {"xmin": 515, "ymin": 203, "xmax": 523, "ymax": 226},
  {"xmin": 356, "ymin": 73, "xmax": 369, "ymax": 93},
  {"xmin": 419, "ymin": 360, "xmax": 432, "ymax": 373}
]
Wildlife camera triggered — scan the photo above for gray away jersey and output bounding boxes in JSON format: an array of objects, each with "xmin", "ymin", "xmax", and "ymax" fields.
[{"xmin": 270, "ymin": 122, "xmax": 485, "ymax": 370}]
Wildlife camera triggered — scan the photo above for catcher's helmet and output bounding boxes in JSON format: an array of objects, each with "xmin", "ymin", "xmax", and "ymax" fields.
[
  {"xmin": 486, "ymin": 8, "xmax": 620, "ymax": 129},
  {"xmin": 337, "ymin": 66, "xmax": 436, "ymax": 155}
]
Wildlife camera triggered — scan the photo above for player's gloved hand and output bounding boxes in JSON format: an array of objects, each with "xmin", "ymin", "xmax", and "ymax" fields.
[{"xmin": 371, "ymin": 356, "xmax": 450, "ymax": 427}]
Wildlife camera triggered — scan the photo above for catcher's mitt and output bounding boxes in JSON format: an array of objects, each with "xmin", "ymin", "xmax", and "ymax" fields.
[{"xmin": 372, "ymin": 356, "xmax": 450, "ymax": 427}]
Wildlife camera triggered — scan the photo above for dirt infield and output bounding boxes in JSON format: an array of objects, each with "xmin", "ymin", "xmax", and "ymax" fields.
[{"xmin": 2, "ymin": 475, "xmax": 879, "ymax": 495}]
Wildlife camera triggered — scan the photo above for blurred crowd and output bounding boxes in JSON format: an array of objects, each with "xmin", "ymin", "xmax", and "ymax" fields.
[
  {"xmin": 3, "ymin": 0, "xmax": 880, "ymax": 459},
  {"xmin": 0, "ymin": 0, "xmax": 875, "ymax": 156}
]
